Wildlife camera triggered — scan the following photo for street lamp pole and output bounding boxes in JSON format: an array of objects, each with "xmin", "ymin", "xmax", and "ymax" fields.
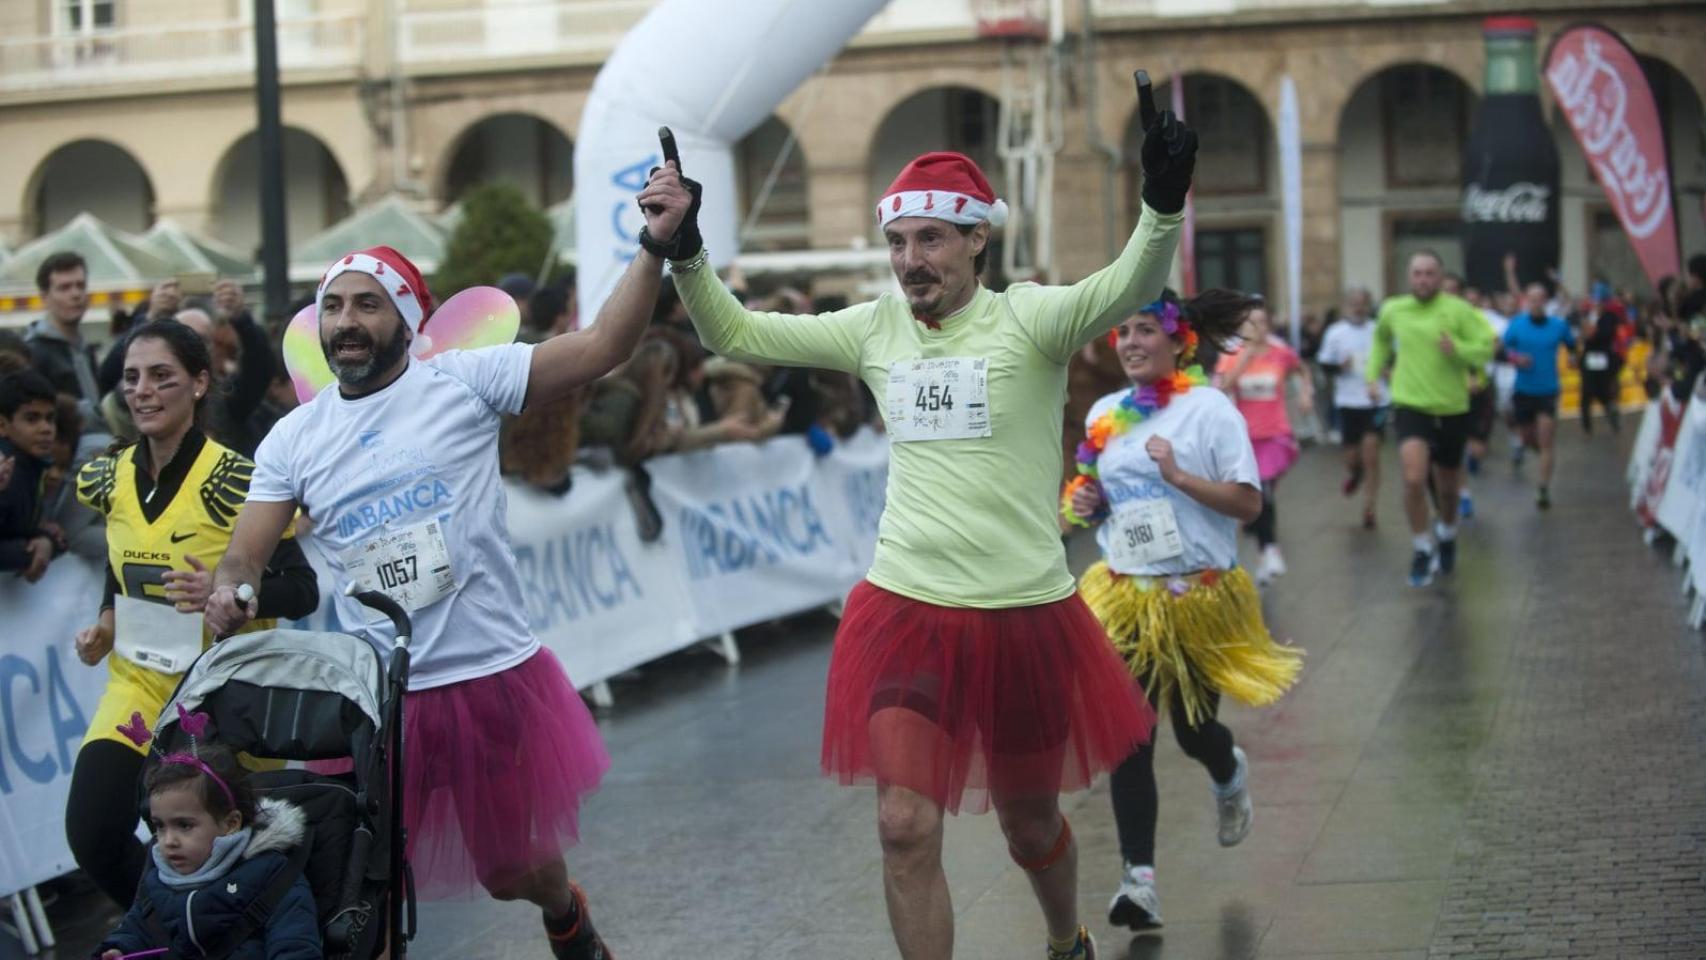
[{"xmin": 253, "ymin": 0, "xmax": 290, "ymax": 322}]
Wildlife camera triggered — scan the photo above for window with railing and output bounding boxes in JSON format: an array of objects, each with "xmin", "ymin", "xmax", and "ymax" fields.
[{"xmin": 58, "ymin": 0, "xmax": 115, "ymax": 34}]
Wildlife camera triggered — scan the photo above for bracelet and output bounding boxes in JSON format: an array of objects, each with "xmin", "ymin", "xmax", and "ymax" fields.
[{"xmin": 669, "ymin": 248, "xmax": 710, "ymax": 274}]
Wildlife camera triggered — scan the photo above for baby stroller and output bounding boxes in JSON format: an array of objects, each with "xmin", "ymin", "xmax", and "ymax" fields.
[{"xmin": 145, "ymin": 587, "xmax": 417, "ymax": 959}]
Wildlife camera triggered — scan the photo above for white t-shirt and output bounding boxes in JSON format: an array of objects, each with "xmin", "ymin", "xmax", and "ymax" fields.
[
  {"xmin": 1088, "ymin": 386, "xmax": 1261, "ymax": 576},
  {"xmin": 1318, "ymin": 318, "xmax": 1388, "ymax": 409},
  {"xmin": 250, "ymin": 345, "xmax": 539, "ymax": 690}
]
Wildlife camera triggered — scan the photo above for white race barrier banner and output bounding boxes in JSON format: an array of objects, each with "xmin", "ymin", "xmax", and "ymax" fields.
[
  {"xmin": 1627, "ymin": 400, "xmax": 1662, "ymax": 511},
  {"xmin": 1655, "ymin": 393, "xmax": 1706, "ymax": 552},
  {"xmin": 1, "ymin": 432, "xmax": 889, "ymax": 897},
  {"xmin": 0, "ymin": 558, "xmax": 109, "ymax": 897},
  {"xmin": 508, "ymin": 467, "xmax": 699, "ymax": 688}
]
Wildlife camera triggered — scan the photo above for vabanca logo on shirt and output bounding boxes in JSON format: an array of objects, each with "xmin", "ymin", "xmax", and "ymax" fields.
[{"xmin": 334, "ymin": 480, "xmax": 455, "ymax": 538}]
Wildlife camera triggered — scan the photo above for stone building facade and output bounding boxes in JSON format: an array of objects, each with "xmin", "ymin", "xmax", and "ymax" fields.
[{"xmin": 3, "ymin": 0, "xmax": 1702, "ymax": 309}]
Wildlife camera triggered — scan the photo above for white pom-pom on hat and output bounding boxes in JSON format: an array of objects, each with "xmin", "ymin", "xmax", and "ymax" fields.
[{"xmin": 987, "ymin": 198, "xmax": 1009, "ymax": 228}]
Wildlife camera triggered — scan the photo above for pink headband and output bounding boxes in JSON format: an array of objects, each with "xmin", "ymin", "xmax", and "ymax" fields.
[{"xmin": 117, "ymin": 705, "xmax": 238, "ymax": 812}]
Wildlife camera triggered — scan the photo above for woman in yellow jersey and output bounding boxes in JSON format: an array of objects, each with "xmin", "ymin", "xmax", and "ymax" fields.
[{"xmin": 64, "ymin": 320, "xmax": 317, "ymax": 907}]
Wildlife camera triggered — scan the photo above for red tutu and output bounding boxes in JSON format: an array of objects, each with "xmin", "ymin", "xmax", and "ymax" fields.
[
  {"xmin": 821, "ymin": 580, "xmax": 1154, "ymax": 814},
  {"xmin": 327, "ymin": 648, "xmax": 610, "ymax": 899}
]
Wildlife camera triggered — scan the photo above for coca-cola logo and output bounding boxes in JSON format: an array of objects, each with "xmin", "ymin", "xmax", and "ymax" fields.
[
  {"xmin": 1462, "ymin": 183, "xmax": 1552, "ymax": 223},
  {"xmin": 1547, "ymin": 35, "xmax": 1670, "ymax": 240}
]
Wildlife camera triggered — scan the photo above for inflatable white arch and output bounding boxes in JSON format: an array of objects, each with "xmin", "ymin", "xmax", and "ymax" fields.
[{"xmin": 574, "ymin": 0, "xmax": 891, "ymax": 320}]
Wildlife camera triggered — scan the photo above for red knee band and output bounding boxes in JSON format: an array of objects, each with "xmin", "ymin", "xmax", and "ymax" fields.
[{"xmin": 1011, "ymin": 816, "xmax": 1073, "ymax": 873}]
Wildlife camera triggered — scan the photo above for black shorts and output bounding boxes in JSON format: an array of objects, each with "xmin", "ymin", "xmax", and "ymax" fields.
[
  {"xmin": 1511, "ymin": 392, "xmax": 1559, "ymax": 426},
  {"xmin": 1467, "ymin": 385, "xmax": 1496, "ymax": 442},
  {"xmin": 1393, "ymin": 406, "xmax": 1472, "ymax": 468},
  {"xmin": 1339, "ymin": 406, "xmax": 1389, "ymax": 446}
]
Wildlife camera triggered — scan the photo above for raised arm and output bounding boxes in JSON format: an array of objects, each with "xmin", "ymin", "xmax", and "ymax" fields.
[
  {"xmin": 525, "ymin": 248, "xmax": 664, "ymax": 408},
  {"xmin": 1005, "ymin": 73, "xmax": 1196, "ymax": 360}
]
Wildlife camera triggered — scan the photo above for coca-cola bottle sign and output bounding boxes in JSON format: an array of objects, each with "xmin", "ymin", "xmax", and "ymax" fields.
[{"xmin": 1462, "ymin": 183, "xmax": 1552, "ymax": 224}]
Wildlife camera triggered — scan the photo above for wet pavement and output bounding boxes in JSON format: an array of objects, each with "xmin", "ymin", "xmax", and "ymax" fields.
[{"xmin": 19, "ymin": 426, "xmax": 1706, "ymax": 959}]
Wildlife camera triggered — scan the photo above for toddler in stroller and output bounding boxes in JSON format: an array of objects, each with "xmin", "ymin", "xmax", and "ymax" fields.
[
  {"xmin": 99, "ymin": 587, "xmax": 416, "ymax": 960},
  {"xmin": 95, "ymin": 726, "xmax": 320, "ymax": 959}
]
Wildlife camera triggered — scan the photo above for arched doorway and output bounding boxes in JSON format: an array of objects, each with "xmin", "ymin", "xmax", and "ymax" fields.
[
  {"xmin": 1336, "ymin": 63, "xmax": 1478, "ymax": 298},
  {"xmin": 442, "ymin": 113, "xmax": 574, "ymax": 209},
  {"xmin": 867, "ymin": 85, "xmax": 1003, "ymax": 267},
  {"xmin": 736, "ymin": 115, "xmax": 809, "ymax": 251},
  {"xmin": 1552, "ymin": 55, "xmax": 1706, "ymax": 296},
  {"xmin": 1124, "ymin": 74, "xmax": 1277, "ymax": 297},
  {"xmin": 210, "ymin": 127, "xmax": 351, "ymax": 256},
  {"xmin": 30, "ymin": 139, "xmax": 154, "ymax": 236}
]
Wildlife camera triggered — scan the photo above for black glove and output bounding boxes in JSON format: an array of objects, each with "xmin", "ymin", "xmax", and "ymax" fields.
[
  {"xmin": 1135, "ymin": 70, "xmax": 1198, "ymax": 215},
  {"xmin": 638, "ymin": 173, "xmax": 703, "ymax": 260},
  {"xmin": 639, "ymin": 126, "xmax": 704, "ymax": 260}
]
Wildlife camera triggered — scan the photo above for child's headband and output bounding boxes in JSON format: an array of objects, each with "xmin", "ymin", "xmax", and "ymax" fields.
[{"xmin": 117, "ymin": 705, "xmax": 237, "ymax": 811}]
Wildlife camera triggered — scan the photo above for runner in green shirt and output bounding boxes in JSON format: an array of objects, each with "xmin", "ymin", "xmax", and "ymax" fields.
[
  {"xmin": 1367, "ymin": 251, "xmax": 1496, "ymax": 586},
  {"xmin": 628, "ymin": 77, "xmax": 1196, "ymax": 960}
]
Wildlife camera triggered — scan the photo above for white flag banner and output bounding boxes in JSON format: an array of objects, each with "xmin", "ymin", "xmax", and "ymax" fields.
[{"xmin": 1278, "ymin": 75, "xmax": 1303, "ymax": 346}]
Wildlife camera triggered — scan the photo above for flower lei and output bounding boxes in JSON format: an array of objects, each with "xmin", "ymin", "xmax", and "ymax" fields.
[{"xmin": 1061, "ymin": 299, "xmax": 1206, "ymax": 527}]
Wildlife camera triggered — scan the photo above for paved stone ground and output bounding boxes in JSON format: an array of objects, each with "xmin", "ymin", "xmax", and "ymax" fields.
[{"xmin": 14, "ymin": 426, "xmax": 1705, "ymax": 959}]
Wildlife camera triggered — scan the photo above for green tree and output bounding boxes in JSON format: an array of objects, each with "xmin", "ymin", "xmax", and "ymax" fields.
[{"xmin": 434, "ymin": 183, "xmax": 554, "ymax": 297}]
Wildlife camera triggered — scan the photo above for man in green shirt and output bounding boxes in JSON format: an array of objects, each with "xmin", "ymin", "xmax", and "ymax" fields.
[
  {"xmin": 1367, "ymin": 251, "xmax": 1496, "ymax": 587},
  {"xmin": 627, "ymin": 79, "xmax": 1196, "ymax": 960}
]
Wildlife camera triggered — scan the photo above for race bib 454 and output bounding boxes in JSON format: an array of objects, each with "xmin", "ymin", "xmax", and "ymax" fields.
[{"xmin": 885, "ymin": 357, "xmax": 992, "ymax": 443}]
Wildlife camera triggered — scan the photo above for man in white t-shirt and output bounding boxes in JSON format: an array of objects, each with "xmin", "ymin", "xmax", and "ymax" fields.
[
  {"xmin": 204, "ymin": 239, "xmax": 672, "ymax": 959},
  {"xmin": 1316, "ymin": 287, "xmax": 1388, "ymax": 529}
]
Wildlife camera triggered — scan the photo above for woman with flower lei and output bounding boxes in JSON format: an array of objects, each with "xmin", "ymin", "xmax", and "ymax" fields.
[{"xmin": 1060, "ymin": 289, "xmax": 1303, "ymax": 932}]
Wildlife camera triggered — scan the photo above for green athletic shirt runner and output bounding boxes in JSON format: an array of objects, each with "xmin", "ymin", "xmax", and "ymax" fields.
[
  {"xmin": 674, "ymin": 206, "xmax": 1183, "ymax": 609},
  {"xmin": 1366, "ymin": 293, "xmax": 1496, "ymax": 416}
]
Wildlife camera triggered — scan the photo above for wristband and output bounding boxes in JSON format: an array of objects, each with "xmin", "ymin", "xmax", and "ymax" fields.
[{"xmin": 668, "ymin": 248, "xmax": 711, "ymax": 274}]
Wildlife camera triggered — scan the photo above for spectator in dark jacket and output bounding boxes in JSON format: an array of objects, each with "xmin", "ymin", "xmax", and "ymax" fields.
[
  {"xmin": 0, "ymin": 370, "xmax": 63, "ymax": 580},
  {"xmin": 24, "ymin": 251, "xmax": 103, "ymax": 427}
]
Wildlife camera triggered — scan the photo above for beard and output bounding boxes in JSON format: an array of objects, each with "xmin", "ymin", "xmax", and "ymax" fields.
[{"xmin": 323, "ymin": 321, "xmax": 409, "ymax": 390}]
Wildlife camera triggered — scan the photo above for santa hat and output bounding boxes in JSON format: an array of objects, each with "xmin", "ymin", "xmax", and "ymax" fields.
[
  {"xmin": 876, "ymin": 152, "xmax": 1008, "ymax": 229},
  {"xmin": 316, "ymin": 246, "xmax": 435, "ymax": 337}
]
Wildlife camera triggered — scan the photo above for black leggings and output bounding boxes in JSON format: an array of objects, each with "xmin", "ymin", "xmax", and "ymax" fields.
[
  {"xmin": 1245, "ymin": 483, "xmax": 1277, "ymax": 548},
  {"xmin": 1108, "ymin": 680, "xmax": 1238, "ymax": 867},
  {"xmin": 1579, "ymin": 371, "xmax": 1620, "ymax": 434},
  {"xmin": 65, "ymin": 739, "xmax": 148, "ymax": 907}
]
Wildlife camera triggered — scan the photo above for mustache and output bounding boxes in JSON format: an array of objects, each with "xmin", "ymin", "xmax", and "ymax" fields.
[
  {"xmin": 327, "ymin": 329, "xmax": 375, "ymax": 350},
  {"xmin": 902, "ymin": 269, "xmax": 940, "ymax": 286}
]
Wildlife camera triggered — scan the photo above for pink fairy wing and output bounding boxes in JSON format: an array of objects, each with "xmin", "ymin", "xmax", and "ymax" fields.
[
  {"xmin": 410, "ymin": 286, "xmax": 520, "ymax": 360},
  {"xmin": 282, "ymin": 287, "xmax": 520, "ymax": 404},
  {"xmin": 282, "ymin": 302, "xmax": 333, "ymax": 403}
]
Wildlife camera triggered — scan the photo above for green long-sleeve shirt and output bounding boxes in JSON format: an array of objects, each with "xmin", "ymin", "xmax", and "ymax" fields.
[
  {"xmin": 674, "ymin": 205, "xmax": 1182, "ymax": 608},
  {"xmin": 1367, "ymin": 293, "xmax": 1496, "ymax": 416}
]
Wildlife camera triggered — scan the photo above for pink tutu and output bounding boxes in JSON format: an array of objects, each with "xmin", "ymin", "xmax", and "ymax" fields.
[
  {"xmin": 326, "ymin": 647, "xmax": 609, "ymax": 898},
  {"xmin": 1251, "ymin": 435, "xmax": 1300, "ymax": 482},
  {"xmin": 821, "ymin": 581, "xmax": 1154, "ymax": 815}
]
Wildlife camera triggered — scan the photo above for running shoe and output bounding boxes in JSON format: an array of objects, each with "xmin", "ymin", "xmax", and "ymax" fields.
[
  {"xmin": 1458, "ymin": 490, "xmax": 1475, "ymax": 520},
  {"xmin": 1046, "ymin": 927, "xmax": 1097, "ymax": 959},
  {"xmin": 1437, "ymin": 537, "xmax": 1457, "ymax": 576},
  {"xmin": 546, "ymin": 884, "xmax": 614, "ymax": 960},
  {"xmin": 1361, "ymin": 508, "xmax": 1377, "ymax": 530},
  {"xmin": 1408, "ymin": 548, "xmax": 1436, "ymax": 588},
  {"xmin": 1341, "ymin": 465, "xmax": 1363, "ymax": 497},
  {"xmin": 1537, "ymin": 486, "xmax": 1551, "ymax": 510},
  {"xmin": 1262, "ymin": 545, "xmax": 1287, "ymax": 578},
  {"xmin": 1466, "ymin": 453, "xmax": 1481, "ymax": 476},
  {"xmin": 1108, "ymin": 865, "xmax": 1163, "ymax": 931},
  {"xmin": 1215, "ymin": 746, "xmax": 1252, "ymax": 847}
]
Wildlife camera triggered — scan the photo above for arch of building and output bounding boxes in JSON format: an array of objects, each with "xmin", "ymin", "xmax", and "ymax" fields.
[
  {"xmin": 24, "ymin": 138, "xmax": 157, "ymax": 237},
  {"xmin": 1335, "ymin": 62, "xmax": 1480, "ymax": 299},
  {"xmin": 735, "ymin": 115, "xmax": 809, "ymax": 251},
  {"xmin": 1119, "ymin": 72, "xmax": 1279, "ymax": 296},
  {"xmin": 437, "ymin": 111, "xmax": 576, "ymax": 210},
  {"xmin": 207, "ymin": 126, "xmax": 353, "ymax": 256}
]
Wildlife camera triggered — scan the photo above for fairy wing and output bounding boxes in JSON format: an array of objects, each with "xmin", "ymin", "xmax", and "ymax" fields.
[{"xmin": 282, "ymin": 286, "xmax": 522, "ymax": 403}]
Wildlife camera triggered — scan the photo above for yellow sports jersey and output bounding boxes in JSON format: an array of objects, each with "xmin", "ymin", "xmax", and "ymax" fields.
[{"xmin": 76, "ymin": 436, "xmax": 284, "ymax": 754}]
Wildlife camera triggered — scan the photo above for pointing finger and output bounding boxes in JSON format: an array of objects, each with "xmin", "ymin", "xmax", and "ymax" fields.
[{"xmin": 1136, "ymin": 70, "xmax": 1157, "ymax": 130}]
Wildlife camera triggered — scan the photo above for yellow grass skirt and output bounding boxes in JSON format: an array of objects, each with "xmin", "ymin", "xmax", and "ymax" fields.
[{"xmin": 1078, "ymin": 561, "xmax": 1303, "ymax": 726}]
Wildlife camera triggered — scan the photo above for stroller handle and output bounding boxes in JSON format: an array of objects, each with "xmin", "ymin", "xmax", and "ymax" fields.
[{"xmin": 344, "ymin": 584, "xmax": 412, "ymax": 646}]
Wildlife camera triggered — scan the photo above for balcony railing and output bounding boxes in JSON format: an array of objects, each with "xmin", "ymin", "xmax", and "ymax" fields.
[
  {"xmin": 398, "ymin": 0, "xmax": 650, "ymax": 64},
  {"xmin": 1092, "ymin": 0, "xmax": 1443, "ymax": 18},
  {"xmin": 0, "ymin": 15, "xmax": 365, "ymax": 94}
]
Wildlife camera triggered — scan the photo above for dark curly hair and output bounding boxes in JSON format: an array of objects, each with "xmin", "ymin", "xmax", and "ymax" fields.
[
  {"xmin": 1146, "ymin": 287, "xmax": 1262, "ymax": 354},
  {"xmin": 144, "ymin": 741, "xmax": 257, "ymax": 826}
]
